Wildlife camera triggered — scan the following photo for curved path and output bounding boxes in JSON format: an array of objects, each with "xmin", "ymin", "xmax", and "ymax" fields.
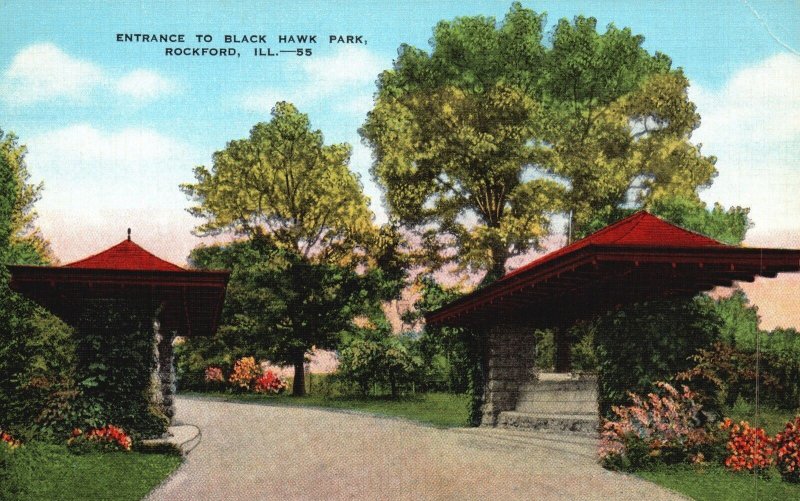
[{"xmin": 146, "ymin": 396, "xmax": 685, "ymax": 501}]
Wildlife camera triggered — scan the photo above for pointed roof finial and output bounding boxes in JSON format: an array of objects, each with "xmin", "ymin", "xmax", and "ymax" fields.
[{"xmin": 127, "ymin": 228, "xmax": 131, "ymax": 241}]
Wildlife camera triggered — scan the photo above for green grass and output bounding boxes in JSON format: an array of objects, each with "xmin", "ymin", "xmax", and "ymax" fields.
[
  {"xmin": 183, "ymin": 391, "xmax": 471, "ymax": 428},
  {"xmin": 637, "ymin": 464, "xmax": 800, "ymax": 501},
  {"xmin": 727, "ymin": 399, "xmax": 799, "ymax": 435},
  {"xmin": 4, "ymin": 442, "xmax": 182, "ymax": 501}
]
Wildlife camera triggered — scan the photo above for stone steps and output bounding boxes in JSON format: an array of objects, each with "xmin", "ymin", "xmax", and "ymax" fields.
[
  {"xmin": 496, "ymin": 373, "xmax": 599, "ymax": 435},
  {"xmin": 496, "ymin": 411, "xmax": 599, "ymax": 435},
  {"xmin": 515, "ymin": 374, "xmax": 598, "ymax": 415}
]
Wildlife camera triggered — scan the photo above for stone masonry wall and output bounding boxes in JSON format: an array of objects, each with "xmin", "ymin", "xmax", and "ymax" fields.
[{"xmin": 481, "ymin": 323, "xmax": 536, "ymax": 427}]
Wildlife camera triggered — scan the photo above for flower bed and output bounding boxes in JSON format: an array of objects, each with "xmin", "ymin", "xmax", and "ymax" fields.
[
  {"xmin": 67, "ymin": 425, "xmax": 132, "ymax": 453},
  {"xmin": 204, "ymin": 357, "xmax": 287, "ymax": 394},
  {"xmin": 720, "ymin": 418, "xmax": 774, "ymax": 475},
  {"xmin": 599, "ymin": 382, "xmax": 716, "ymax": 470}
]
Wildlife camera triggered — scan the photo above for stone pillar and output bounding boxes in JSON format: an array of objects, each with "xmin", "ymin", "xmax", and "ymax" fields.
[
  {"xmin": 152, "ymin": 321, "xmax": 176, "ymax": 423},
  {"xmin": 554, "ymin": 326, "xmax": 572, "ymax": 373},
  {"xmin": 481, "ymin": 323, "xmax": 536, "ymax": 427}
]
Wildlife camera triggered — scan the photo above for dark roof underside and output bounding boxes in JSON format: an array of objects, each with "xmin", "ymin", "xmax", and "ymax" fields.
[
  {"xmin": 8, "ymin": 238, "xmax": 229, "ymax": 337},
  {"xmin": 426, "ymin": 212, "xmax": 800, "ymax": 328}
]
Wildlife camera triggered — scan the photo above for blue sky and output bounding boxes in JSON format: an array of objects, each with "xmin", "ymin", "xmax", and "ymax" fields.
[{"xmin": 1, "ymin": 0, "xmax": 799, "ymax": 267}]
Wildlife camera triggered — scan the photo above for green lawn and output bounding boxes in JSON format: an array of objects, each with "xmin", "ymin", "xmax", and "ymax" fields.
[
  {"xmin": 4, "ymin": 442, "xmax": 182, "ymax": 501},
  {"xmin": 182, "ymin": 391, "xmax": 471, "ymax": 428},
  {"xmin": 637, "ymin": 405, "xmax": 800, "ymax": 500},
  {"xmin": 638, "ymin": 464, "xmax": 799, "ymax": 501},
  {"xmin": 727, "ymin": 399, "xmax": 799, "ymax": 435}
]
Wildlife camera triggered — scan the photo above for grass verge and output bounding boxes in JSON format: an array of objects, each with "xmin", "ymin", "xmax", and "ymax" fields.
[
  {"xmin": 637, "ymin": 464, "xmax": 799, "ymax": 501},
  {"xmin": 182, "ymin": 391, "xmax": 470, "ymax": 428},
  {"xmin": 4, "ymin": 442, "xmax": 182, "ymax": 501}
]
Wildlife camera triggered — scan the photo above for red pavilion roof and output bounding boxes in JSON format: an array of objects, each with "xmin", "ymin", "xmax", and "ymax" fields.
[
  {"xmin": 8, "ymin": 236, "xmax": 229, "ymax": 337},
  {"xmin": 501, "ymin": 211, "xmax": 723, "ymax": 282},
  {"xmin": 427, "ymin": 211, "xmax": 800, "ymax": 328},
  {"xmin": 64, "ymin": 238, "xmax": 185, "ymax": 272}
]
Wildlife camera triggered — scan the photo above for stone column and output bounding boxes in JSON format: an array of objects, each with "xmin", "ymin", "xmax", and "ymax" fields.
[
  {"xmin": 152, "ymin": 321, "xmax": 176, "ymax": 423},
  {"xmin": 554, "ymin": 326, "xmax": 572, "ymax": 373},
  {"xmin": 481, "ymin": 323, "xmax": 536, "ymax": 427}
]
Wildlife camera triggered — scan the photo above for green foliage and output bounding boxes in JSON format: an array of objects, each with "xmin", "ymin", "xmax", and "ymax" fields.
[
  {"xmin": 71, "ymin": 301, "xmax": 168, "ymax": 439},
  {"xmin": 182, "ymin": 102, "xmax": 374, "ymax": 264},
  {"xmin": 337, "ymin": 323, "xmax": 420, "ymax": 399},
  {"xmin": 649, "ymin": 196, "xmax": 750, "ymax": 246},
  {"xmin": 1, "ymin": 128, "xmax": 78, "ymax": 441},
  {"xmin": 362, "ymin": 4, "xmax": 716, "ymax": 278},
  {"xmin": 594, "ymin": 297, "xmax": 721, "ymax": 417},
  {"xmin": 405, "ymin": 276, "xmax": 471, "ymax": 394},
  {"xmin": 404, "ymin": 276, "xmax": 486, "ymax": 424},
  {"xmin": 677, "ymin": 343, "xmax": 779, "ymax": 414},
  {"xmin": 0, "ymin": 129, "xmax": 53, "ymax": 261},
  {"xmin": 693, "ymin": 290, "xmax": 800, "ymax": 410},
  {"xmin": 186, "ymin": 238, "xmax": 394, "ymax": 396}
]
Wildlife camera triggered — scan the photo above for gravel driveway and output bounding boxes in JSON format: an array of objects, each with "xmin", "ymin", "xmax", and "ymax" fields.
[{"xmin": 146, "ymin": 396, "xmax": 684, "ymax": 501}]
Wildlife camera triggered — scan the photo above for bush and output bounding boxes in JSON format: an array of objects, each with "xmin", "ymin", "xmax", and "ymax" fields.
[
  {"xmin": 0, "ymin": 435, "xmax": 23, "ymax": 499},
  {"xmin": 72, "ymin": 300, "xmax": 168, "ymax": 439},
  {"xmin": 599, "ymin": 382, "xmax": 719, "ymax": 471},
  {"xmin": 775, "ymin": 416, "xmax": 800, "ymax": 483},
  {"xmin": 720, "ymin": 418, "xmax": 774, "ymax": 477},
  {"xmin": 337, "ymin": 335, "xmax": 420, "ymax": 398},
  {"xmin": 254, "ymin": 370, "xmax": 287, "ymax": 394},
  {"xmin": 67, "ymin": 425, "xmax": 132, "ymax": 454},
  {"xmin": 595, "ymin": 297, "xmax": 721, "ymax": 417},
  {"xmin": 677, "ymin": 342, "xmax": 781, "ymax": 414},
  {"xmin": 229, "ymin": 357, "xmax": 261, "ymax": 390}
]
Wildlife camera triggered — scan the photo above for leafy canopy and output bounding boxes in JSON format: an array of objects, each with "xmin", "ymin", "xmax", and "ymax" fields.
[
  {"xmin": 361, "ymin": 3, "xmax": 717, "ymax": 280},
  {"xmin": 183, "ymin": 102, "xmax": 374, "ymax": 264}
]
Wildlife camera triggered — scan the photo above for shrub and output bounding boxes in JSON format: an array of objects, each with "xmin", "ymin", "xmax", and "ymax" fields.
[
  {"xmin": 676, "ymin": 342, "xmax": 780, "ymax": 414},
  {"xmin": 337, "ymin": 335, "xmax": 420, "ymax": 398},
  {"xmin": 775, "ymin": 416, "xmax": 800, "ymax": 483},
  {"xmin": 719, "ymin": 418, "xmax": 774, "ymax": 477},
  {"xmin": 67, "ymin": 425, "xmax": 132, "ymax": 454},
  {"xmin": 229, "ymin": 357, "xmax": 260, "ymax": 390},
  {"xmin": 594, "ymin": 297, "xmax": 721, "ymax": 417},
  {"xmin": 204, "ymin": 366, "xmax": 224, "ymax": 383},
  {"xmin": 599, "ymin": 382, "xmax": 717, "ymax": 471},
  {"xmin": 254, "ymin": 370, "xmax": 287, "ymax": 394},
  {"xmin": 0, "ymin": 432, "xmax": 22, "ymax": 499}
]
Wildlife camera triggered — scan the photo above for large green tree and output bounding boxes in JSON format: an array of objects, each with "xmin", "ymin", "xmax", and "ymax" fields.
[
  {"xmin": 1, "ymin": 129, "xmax": 74, "ymax": 436},
  {"xmin": 182, "ymin": 103, "xmax": 389, "ymax": 395},
  {"xmin": 361, "ymin": 3, "xmax": 717, "ymax": 282},
  {"xmin": 183, "ymin": 102, "xmax": 374, "ymax": 265}
]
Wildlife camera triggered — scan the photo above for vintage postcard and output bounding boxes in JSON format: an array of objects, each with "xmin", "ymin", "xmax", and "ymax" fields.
[{"xmin": 1, "ymin": 1, "xmax": 799, "ymax": 500}]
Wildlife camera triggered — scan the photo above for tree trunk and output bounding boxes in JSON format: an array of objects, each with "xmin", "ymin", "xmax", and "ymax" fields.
[
  {"xmin": 480, "ymin": 241, "xmax": 508, "ymax": 287},
  {"xmin": 292, "ymin": 352, "xmax": 306, "ymax": 396}
]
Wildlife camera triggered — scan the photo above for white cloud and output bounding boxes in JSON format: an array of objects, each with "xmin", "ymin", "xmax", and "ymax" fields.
[
  {"xmin": 691, "ymin": 53, "xmax": 800, "ymax": 149},
  {"xmin": 302, "ymin": 45, "xmax": 383, "ymax": 94},
  {"xmin": 1, "ymin": 43, "xmax": 177, "ymax": 105},
  {"xmin": 26, "ymin": 124, "xmax": 203, "ymax": 212},
  {"xmin": 115, "ymin": 69, "xmax": 177, "ymax": 101},
  {"xmin": 1, "ymin": 43, "xmax": 105, "ymax": 104},
  {"xmin": 238, "ymin": 46, "xmax": 385, "ymax": 115},
  {"xmin": 690, "ymin": 53, "xmax": 800, "ymax": 241}
]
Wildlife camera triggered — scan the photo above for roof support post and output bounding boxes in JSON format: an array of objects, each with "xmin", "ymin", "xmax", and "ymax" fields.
[
  {"xmin": 481, "ymin": 322, "xmax": 536, "ymax": 427},
  {"xmin": 554, "ymin": 324, "xmax": 572, "ymax": 373}
]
